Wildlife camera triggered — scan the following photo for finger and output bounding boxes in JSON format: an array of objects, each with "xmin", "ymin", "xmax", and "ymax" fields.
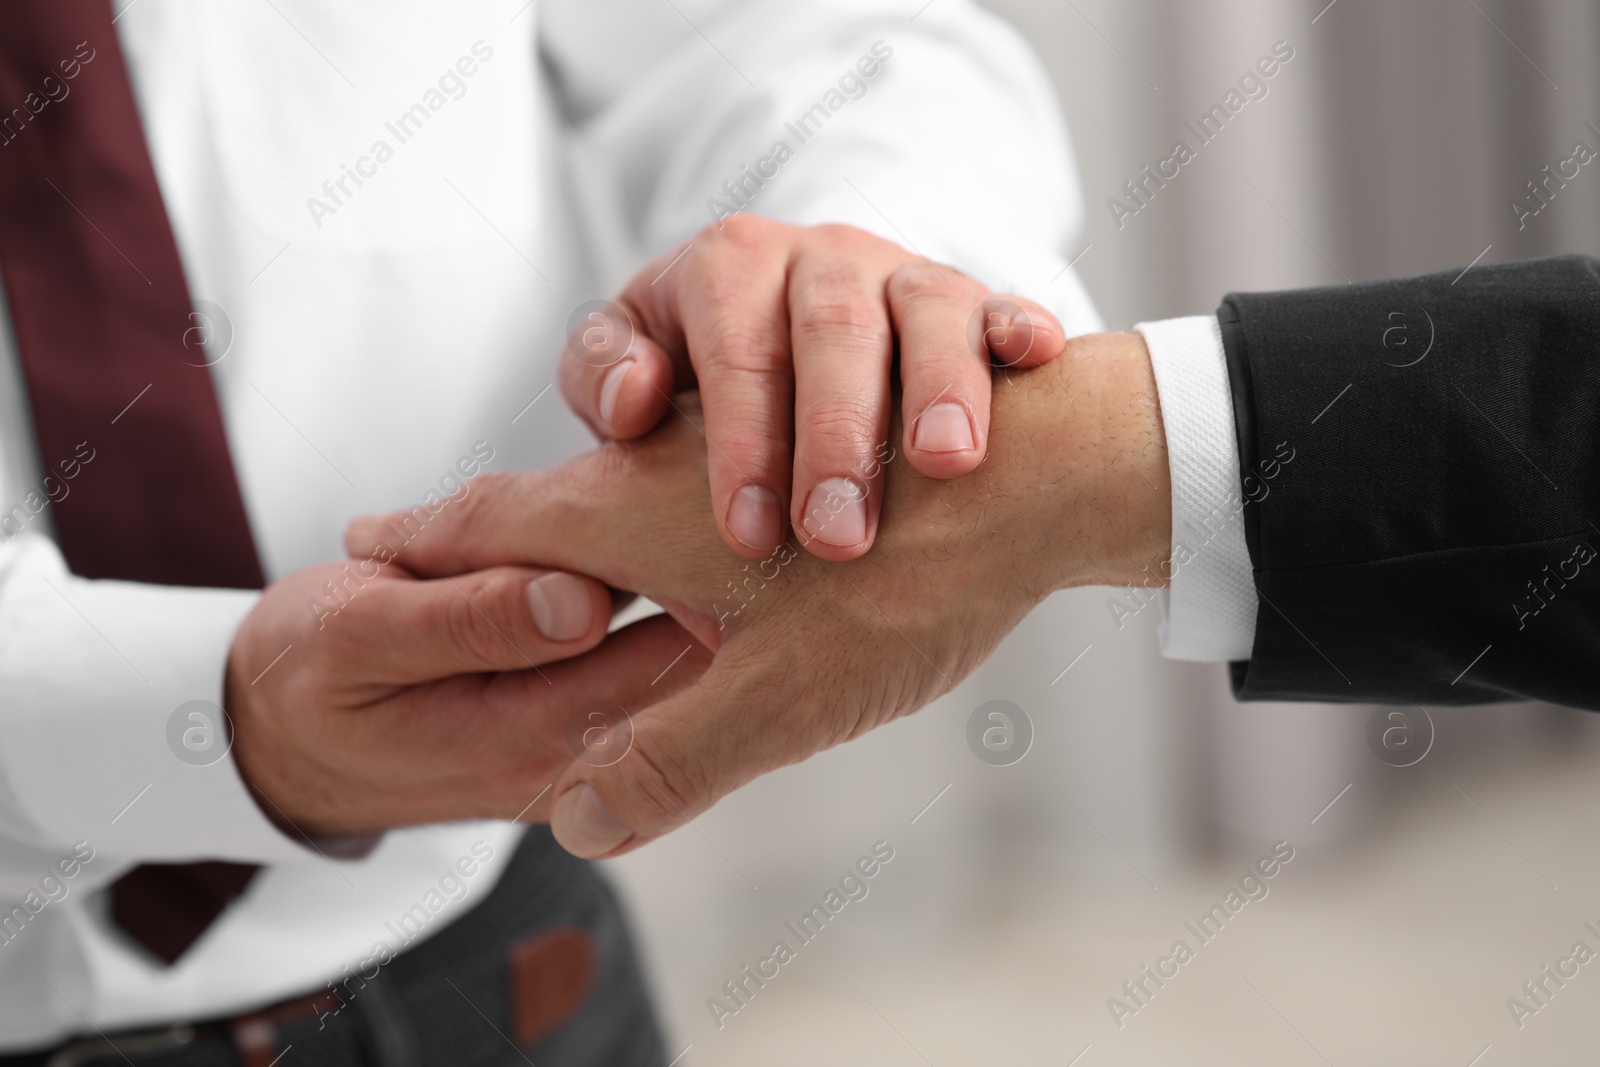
[
  {"xmin": 558, "ymin": 309, "xmax": 679, "ymax": 442},
  {"xmin": 479, "ymin": 614, "xmax": 714, "ymax": 822},
  {"xmin": 788, "ymin": 242, "xmax": 896, "ymax": 561},
  {"xmin": 545, "ymin": 642, "xmax": 827, "ymax": 858},
  {"xmin": 345, "ymin": 566, "xmax": 613, "ymax": 683},
  {"xmin": 375, "ymin": 614, "xmax": 712, "ymax": 829},
  {"xmin": 343, "ymin": 474, "xmax": 558, "ymax": 579},
  {"xmin": 626, "ymin": 217, "xmax": 795, "ymax": 559},
  {"xmin": 980, "ymin": 295, "xmax": 1066, "ymax": 370},
  {"xmin": 886, "ymin": 262, "xmax": 994, "ymax": 480},
  {"xmin": 343, "ymin": 421, "xmax": 722, "ymax": 608}
]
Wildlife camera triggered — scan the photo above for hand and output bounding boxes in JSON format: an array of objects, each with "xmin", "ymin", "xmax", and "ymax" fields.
[
  {"xmin": 560, "ymin": 216, "xmax": 1068, "ymax": 561},
  {"xmin": 346, "ymin": 331, "xmax": 1169, "ymax": 858},
  {"xmin": 225, "ymin": 554, "xmax": 709, "ymax": 836}
]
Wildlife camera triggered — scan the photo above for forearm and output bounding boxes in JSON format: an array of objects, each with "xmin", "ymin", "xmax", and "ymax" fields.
[{"xmin": 984, "ymin": 330, "xmax": 1172, "ymax": 597}]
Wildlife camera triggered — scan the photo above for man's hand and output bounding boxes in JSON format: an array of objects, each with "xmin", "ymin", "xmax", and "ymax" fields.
[
  {"xmin": 348, "ymin": 332, "xmax": 1169, "ymax": 859},
  {"xmin": 226, "ymin": 556, "xmax": 709, "ymax": 836},
  {"xmin": 560, "ymin": 217, "xmax": 1067, "ymax": 561}
]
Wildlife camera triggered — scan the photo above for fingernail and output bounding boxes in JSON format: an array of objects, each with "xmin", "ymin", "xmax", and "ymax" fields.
[
  {"xmin": 801, "ymin": 477, "xmax": 868, "ymax": 547},
  {"xmin": 726, "ymin": 484, "xmax": 782, "ymax": 550},
  {"xmin": 913, "ymin": 402, "xmax": 975, "ymax": 453},
  {"xmin": 526, "ymin": 573, "xmax": 594, "ymax": 642},
  {"xmin": 598, "ymin": 359, "xmax": 635, "ymax": 429},
  {"xmin": 994, "ymin": 312, "xmax": 1036, "ymax": 366},
  {"xmin": 552, "ymin": 783, "xmax": 634, "ymax": 858}
]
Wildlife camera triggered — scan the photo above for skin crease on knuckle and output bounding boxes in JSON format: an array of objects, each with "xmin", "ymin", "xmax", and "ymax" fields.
[
  {"xmin": 399, "ymin": 470, "xmax": 509, "ymax": 571},
  {"xmin": 795, "ymin": 398, "xmax": 879, "ymax": 464},
  {"xmin": 887, "ymin": 261, "xmax": 979, "ymax": 309},
  {"xmin": 433, "ymin": 578, "xmax": 509, "ymax": 669},
  {"xmin": 789, "ymin": 302, "xmax": 888, "ymax": 364},
  {"xmin": 698, "ymin": 312, "xmax": 792, "ymax": 384},
  {"xmin": 607, "ymin": 716, "xmax": 706, "ymax": 831}
]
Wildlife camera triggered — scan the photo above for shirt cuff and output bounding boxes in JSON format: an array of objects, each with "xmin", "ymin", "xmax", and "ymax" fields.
[
  {"xmin": 0, "ymin": 536, "xmax": 317, "ymax": 865},
  {"xmin": 1135, "ymin": 315, "xmax": 1258, "ymax": 661}
]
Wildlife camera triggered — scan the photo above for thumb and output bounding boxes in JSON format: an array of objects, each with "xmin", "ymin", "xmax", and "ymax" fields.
[
  {"xmin": 344, "ymin": 566, "xmax": 613, "ymax": 683},
  {"xmin": 546, "ymin": 650, "xmax": 818, "ymax": 858},
  {"xmin": 559, "ymin": 312, "xmax": 680, "ymax": 441}
]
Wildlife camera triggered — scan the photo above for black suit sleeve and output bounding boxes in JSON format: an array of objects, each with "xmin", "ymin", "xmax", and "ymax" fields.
[{"xmin": 1218, "ymin": 254, "xmax": 1600, "ymax": 712}]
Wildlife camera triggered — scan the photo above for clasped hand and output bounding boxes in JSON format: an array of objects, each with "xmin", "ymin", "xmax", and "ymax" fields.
[{"xmin": 223, "ymin": 219, "xmax": 1169, "ymax": 860}]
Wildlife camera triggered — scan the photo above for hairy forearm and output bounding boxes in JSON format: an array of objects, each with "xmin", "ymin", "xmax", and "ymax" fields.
[{"xmin": 980, "ymin": 329, "xmax": 1172, "ymax": 595}]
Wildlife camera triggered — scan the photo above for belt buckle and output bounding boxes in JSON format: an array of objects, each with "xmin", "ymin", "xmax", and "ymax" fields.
[{"xmin": 45, "ymin": 1024, "xmax": 196, "ymax": 1067}]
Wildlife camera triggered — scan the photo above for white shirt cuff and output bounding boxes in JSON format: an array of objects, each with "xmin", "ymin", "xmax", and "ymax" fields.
[
  {"xmin": 0, "ymin": 537, "xmax": 315, "ymax": 865},
  {"xmin": 1135, "ymin": 315, "xmax": 1258, "ymax": 661}
]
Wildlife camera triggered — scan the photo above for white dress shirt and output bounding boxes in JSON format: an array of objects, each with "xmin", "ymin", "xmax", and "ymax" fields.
[
  {"xmin": 1136, "ymin": 317, "xmax": 1259, "ymax": 661},
  {"xmin": 0, "ymin": 0, "xmax": 1100, "ymax": 1048}
]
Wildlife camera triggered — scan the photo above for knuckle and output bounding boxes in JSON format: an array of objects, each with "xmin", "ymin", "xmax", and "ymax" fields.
[
  {"xmin": 908, "ymin": 337, "xmax": 987, "ymax": 382},
  {"xmin": 434, "ymin": 583, "xmax": 508, "ymax": 666},
  {"xmin": 810, "ymin": 222, "xmax": 874, "ymax": 247},
  {"xmin": 705, "ymin": 212, "xmax": 777, "ymax": 248},
  {"xmin": 581, "ymin": 439, "xmax": 642, "ymax": 489},
  {"xmin": 686, "ymin": 258, "xmax": 778, "ymax": 329},
  {"xmin": 699, "ymin": 319, "xmax": 789, "ymax": 376},
  {"xmin": 796, "ymin": 294, "xmax": 881, "ymax": 333},
  {"xmin": 626, "ymin": 734, "xmax": 707, "ymax": 830},
  {"xmin": 458, "ymin": 471, "xmax": 518, "ymax": 525},
  {"xmin": 716, "ymin": 427, "xmax": 787, "ymax": 474},
  {"xmin": 889, "ymin": 260, "xmax": 972, "ymax": 307},
  {"xmin": 301, "ymin": 597, "xmax": 352, "ymax": 661},
  {"xmin": 791, "ymin": 252, "xmax": 890, "ymax": 350},
  {"xmin": 553, "ymin": 441, "xmax": 648, "ymax": 523},
  {"xmin": 798, "ymin": 397, "xmax": 879, "ymax": 454}
]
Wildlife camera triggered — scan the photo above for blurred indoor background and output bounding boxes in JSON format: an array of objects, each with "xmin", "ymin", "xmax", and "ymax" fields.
[{"xmin": 608, "ymin": 1, "xmax": 1600, "ymax": 1063}]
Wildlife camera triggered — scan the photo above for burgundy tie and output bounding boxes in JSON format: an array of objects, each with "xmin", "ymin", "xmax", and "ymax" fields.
[{"xmin": 0, "ymin": 0, "xmax": 265, "ymax": 965}]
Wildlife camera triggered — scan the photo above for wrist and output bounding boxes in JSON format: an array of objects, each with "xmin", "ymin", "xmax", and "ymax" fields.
[{"xmin": 994, "ymin": 330, "xmax": 1171, "ymax": 594}]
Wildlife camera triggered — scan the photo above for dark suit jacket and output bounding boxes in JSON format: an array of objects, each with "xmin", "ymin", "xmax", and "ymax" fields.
[{"xmin": 1218, "ymin": 254, "xmax": 1600, "ymax": 711}]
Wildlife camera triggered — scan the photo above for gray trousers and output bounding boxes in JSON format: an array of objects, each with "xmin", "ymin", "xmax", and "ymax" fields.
[{"xmin": 3, "ymin": 827, "xmax": 667, "ymax": 1067}]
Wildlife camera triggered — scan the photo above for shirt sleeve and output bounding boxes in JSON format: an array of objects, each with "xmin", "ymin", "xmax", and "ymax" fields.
[
  {"xmin": 538, "ymin": 0, "xmax": 1102, "ymax": 332},
  {"xmin": 0, "ymin": 533, "xmax": 317, "ymax": 869},
  {"xmin": 1135, "ymin": 315, "xmax": 1258, "ymax": 661}
]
